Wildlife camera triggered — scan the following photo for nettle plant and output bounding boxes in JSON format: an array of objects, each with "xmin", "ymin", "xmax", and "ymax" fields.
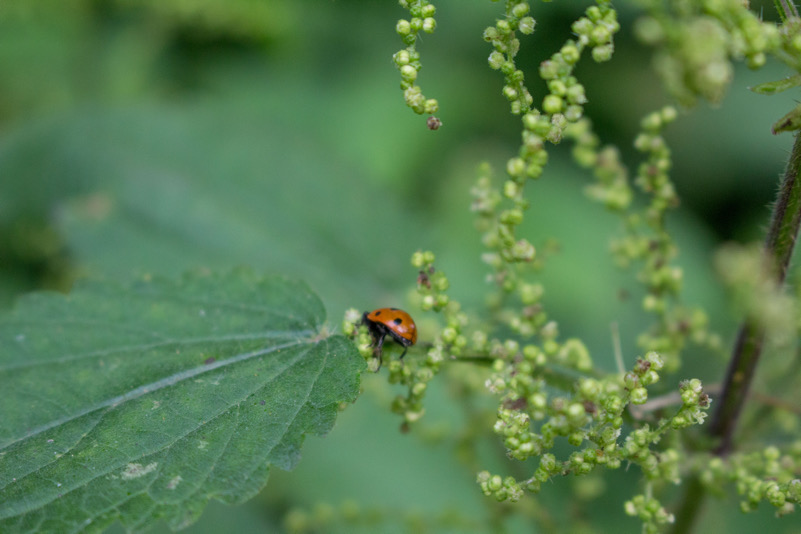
[
  {"xmin": 2, "ymin": 1, "xmax": 801, "ymax": 534},
  {"xmin": 346, "ymin": 0, "xmax": 801, "ymax": 532}
]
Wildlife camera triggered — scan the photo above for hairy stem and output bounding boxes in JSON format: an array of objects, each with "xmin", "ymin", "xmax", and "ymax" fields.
[
  {"xmin": 671, "ymin": 132, "xmax": 801, "ymax": 533},
  {"xmin": 709, "ymin": 131, "xmax": 801, "ymax": 453}
]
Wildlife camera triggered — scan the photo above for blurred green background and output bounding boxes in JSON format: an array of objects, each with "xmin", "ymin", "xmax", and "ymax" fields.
[{"xmin": 1, "ymin": 0, "xmax": 798, "ymax": 532}]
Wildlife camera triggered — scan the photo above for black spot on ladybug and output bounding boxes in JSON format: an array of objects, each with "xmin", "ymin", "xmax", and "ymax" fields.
[{"xmin": 393, "ymin": 318, "xmax": 403, "ymax": 325}]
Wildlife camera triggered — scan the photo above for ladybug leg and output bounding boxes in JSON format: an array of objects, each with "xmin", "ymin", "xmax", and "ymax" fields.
[
  {"xmin": 374, "ymin": 333, "xmax": 386, "ymax": 370},
  {"xmin": 399, "ymin": 346, "xmax": 408, "ymax": 360}
]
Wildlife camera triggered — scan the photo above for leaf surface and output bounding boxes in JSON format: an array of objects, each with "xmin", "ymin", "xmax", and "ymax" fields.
[{"xmin": 0, "ymin": 271, "xmax": 363, "ymax": 532}]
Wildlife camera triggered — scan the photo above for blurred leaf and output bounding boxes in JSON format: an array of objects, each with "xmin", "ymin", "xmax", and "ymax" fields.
[
  {"xmin": 0, "ymin": 92, "xmax": 428, "ymax": 311},
  {"xmin": 0, "ymin": 270, "xmax": 364, "ymax": 532},
  {"xmin": 771, "ymin": 102, "xmax": 801, "ymax": 134},
  {"xmin": 112, "ymin": 0, "xmax": 296, "ymax": 42},
  {"xmin": 749, "ymin": 75, "xmax": 801, "ymax": 95}
]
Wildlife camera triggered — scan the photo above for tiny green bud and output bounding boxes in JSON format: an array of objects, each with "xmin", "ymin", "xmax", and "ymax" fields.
[
  {"xmin": 644, "ymin": 351, "xmax": 664, "ymax": 370},
  {"xmin": 671, "ymin": 414, "xmax": 688, "ymax": 429},
  {"xmin": 434, "ymin": 274, "xmax": 449, "ymax": 291},
  {"xmin": 424, "ymin": 99, "xmax": 439, "ymax": 114},
  {"xmin": 539, "ymin": 60, "xmax": 560, "ymax": 80},
  {"xmin": 630, "ymin": 387, "xmax": 648, "ymax": 405},
  {"xmin": 483, "ymin": 26, "xmax": 500, "ymax": 42},
  {"xmin": 572, "ymin": 18, "xmax": 593, "ymax": 36},
  {"xmin": 661, "ymin": 106, "xmax": 677, "ymax": 124},
  {"xmin": 586, "ymin": 6, "xmax": 602, "ymax": 22},
  {"xmin": 561, "ymin": 43, "xmax": 580, "ymax": 65},
  {"xmin": 503, "ymin": 85, "xmax": 519, "ymax": 101},
  {"xmin": 565, "ymin": 105, "xmax": 583, "ymax": 122},
  {"xmin": 641, "ymin": 369, "xmax": 660, "ymax": 386},
  {"xmin": 496, "ymin": 19, "xmax": 512, "ymax": 35},
  {"xmin": 566, "ymin": 84, "xmax": 587, "ymax": 104},
  {"xmin": 400, "ymin": 64, "xmax": 418, "ymax": 82},
  {"xmin": 488, "ymin": 51, "xmax": 505, "ymax": 70},
  {"xmin": 624, "ymin": 372, "xmax": 639, "ymax": 389},
  {"xmin": 519, "ymin": 17, "xmax": 535, "ymax": 35},
  {"xmin": 540, "ymin": 453, "xmax": 557, "ymax": 472},
  {"xmin": 567, "ymin": 403, "xmax": 586, "ymax": 424},
  {"xmin": 529, "ymin": 392, "xmax": 547, "ymax": 410},
  {"xmin": 441, "ymin": 327, "xmax": 457, "ymax": 344},
  {"xmin": 548, "ymin": 80, "xmax": 567, "ymax": 96},
  {"xmin": 396, "ymin": 19, "xmax": 411, "ymax": 36},
  {"xmin": 503, "ymin": 180, "xmax": 520, "ymax": 199},
  {"xmin": 422, "ymin": 17, "xmax": 436, "ymax": 33},
  {"xmin": 500, "ymin": 209, "xmax": 524, "ymax": 225},
  {"xmin": 511, "ymin": 2, "xmax": 529, "ymax": 18},
  {"xmin": 506, "ymin": 157, "xmax": 526, "ymax": 177},
  {"xmin": 500, "ymin": 60, "xmax": 515, "ymax": 75},
  {"xmin": 511, "ymin": 239, "xmax": 536, "ymax": 261},
  {"xmin": 394, "ymin": 50, "xmax": 411, "ymax": 66},
  {"xmin": 578, "ymin": 378, "xmax": 601, "ymax": 399},
  {"xmin": 522, "ymin": 112, "xmax": 539, "ymax": 130},
  {"xmin": 592, "ymin": 44, "xmax": 614, "ymax": 62},
  {"xmin": 590, "ymin": 25, "xmax": 611, "ymax": 45},
  {"xmin": 543, "ymin": 94, "xmax": 563, "ymax": 114},
  {"xmin": 641, "ymin": 111, "xmax": 662, "ymax": 132}
]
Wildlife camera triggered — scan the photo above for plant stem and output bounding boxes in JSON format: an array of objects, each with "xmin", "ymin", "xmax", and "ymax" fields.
[
  {"xmin": 709, "ymin": 131, "xmax": 801, "ymax": 453},
  {"xmin": 671, "ymin": 131, "xmax": 801, "ymax": 533}
]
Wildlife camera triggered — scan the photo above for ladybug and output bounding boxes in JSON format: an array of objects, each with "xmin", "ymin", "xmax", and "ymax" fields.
[{"xmin": 362, "ymin": 307, "xmax": 418, "ymax": 367}]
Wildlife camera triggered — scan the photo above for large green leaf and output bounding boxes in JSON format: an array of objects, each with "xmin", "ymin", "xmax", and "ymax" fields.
[
  {"xmin": 0, "ymin": 94, "xmax": 426, "ymax": 313},
  {"xmin": 0, "ymin": 270, "xmax": 364, "ymax": 532}
]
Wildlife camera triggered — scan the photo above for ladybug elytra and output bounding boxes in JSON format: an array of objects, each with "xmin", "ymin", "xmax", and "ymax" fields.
[{"xmin": 362, "ymin": 307, "xmax": 417, "ymax": 368}]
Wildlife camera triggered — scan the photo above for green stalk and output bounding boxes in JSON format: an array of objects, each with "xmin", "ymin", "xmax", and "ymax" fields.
[
  {"xmin": 671, "ymin": 132, "xmax": 801, "ymax": 532},
  {"xmin": 710, "ymin": 131, "xmax": 801, "ymax": 453}
]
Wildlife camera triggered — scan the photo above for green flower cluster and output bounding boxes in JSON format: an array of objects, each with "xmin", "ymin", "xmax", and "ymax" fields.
[
  {"xmin": 566, "ymin": 106, "xmax": 717, "ymax": 370},
  {"xmin": 474, "ymin": 2, "xmax": 619, "ymax": 283},
  {"xmin": 342, "ymin": 308, "xmax": 379, "ymax": 371},
  {"xmin": 383, "ymin": 251, "xmax": 467, "ymax": 428},
  {"xmin": 344, "ymin": 251, "xmax": 464, "ymax": 429},
  {"xmin": 700, "ymin": 443, "xmax": 801, "ymax": 514},
  {"xmin": 374, "ymin": 1, "xmax": 801, "ymax": 531},
  {"xmin": 634, "ymin": 0, "xmax": 780, "ymax": 105},
  {"xmin": 623, "ymin": 490, "xmax": 675, "ymax": 534},
  {"xmin": 478, "ymin": 350, "xmax": 711, "ymax": 504},
  {"xmin": 393, "ymin": 1, "xmax": 439, "ymax": 116}
]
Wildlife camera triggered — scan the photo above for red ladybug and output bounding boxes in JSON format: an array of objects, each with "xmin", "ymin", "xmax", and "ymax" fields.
[{"xmin": 362, "ymin": 307, "xmax": 418, "ymax": 367}]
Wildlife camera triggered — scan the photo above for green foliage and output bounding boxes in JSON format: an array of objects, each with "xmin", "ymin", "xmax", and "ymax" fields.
[
  {"xmin": 370, "ymin": 1, "xmax": 801, "ymax": 533},
  {"xmin": 0, "ymin": 271, "xmax": 363, "ymax": 532},
  {"xmin": 3, "ymin": 0, "xmax": 801, "ymax": 533}
]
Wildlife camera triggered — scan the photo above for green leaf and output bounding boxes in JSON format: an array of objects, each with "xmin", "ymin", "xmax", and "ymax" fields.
[
  {"xmin": 0, "ymin": 97, "xmax": 425, "ymax": 311},
  {"xmin": 750, "ymin": 75, "xmax": 801, "ymax": 95},
  {"xmin": 771, "ymin": 103, "xmax": 801, "ymax": 135},
  {"xmin": 0, "ymin": 270, "xmax": 364, "ymax": 532}
]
